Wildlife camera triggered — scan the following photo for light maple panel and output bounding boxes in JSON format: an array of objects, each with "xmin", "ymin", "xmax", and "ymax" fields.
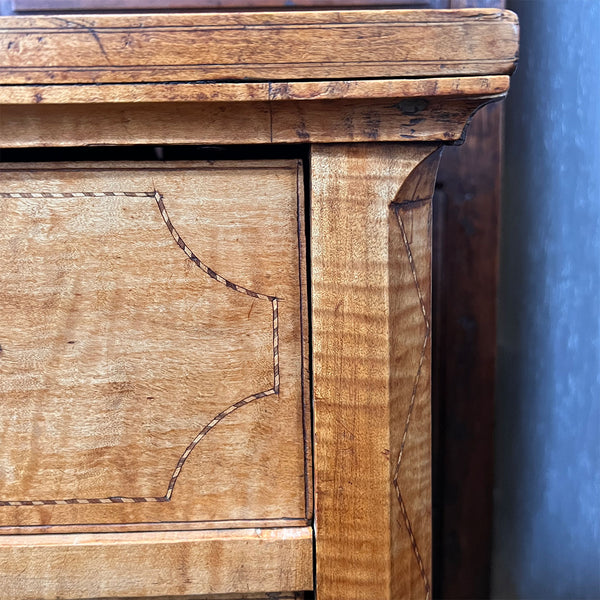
[{"xmin": 0, "ymin": 160, "xmax": 309, "ymax": 533}]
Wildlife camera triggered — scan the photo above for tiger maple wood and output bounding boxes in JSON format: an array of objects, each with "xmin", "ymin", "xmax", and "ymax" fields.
[
  {"xmin": 311, "ymin": 143, "xmax": 440, "ymax": 600},
  {"xmin": 0, "ymin": 7, "xmax": 518, "ymax": 599},
  {"xmin": 0, "ymin": 160, "xmax": 310, "ymax": 533}
]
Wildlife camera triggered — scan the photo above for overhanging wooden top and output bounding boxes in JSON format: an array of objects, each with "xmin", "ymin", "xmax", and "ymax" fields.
[
  {"xmin": 0, "ymin": 75, "xmax": 510, "ymax": 105},
  {"xmin": 0, "ymin": 9, "xmax": 519, "ymax": 87}
]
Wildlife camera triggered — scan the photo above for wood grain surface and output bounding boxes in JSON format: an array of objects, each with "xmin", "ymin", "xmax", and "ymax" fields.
[
  {"xmin": 311, "ymin": 143, "xmax": 441, "ymax": 599},
  {"xmin": 0, "ymin": 527, "xmax": 313, "ymax": 599},
  {"xmin": 0, "ymin": 76, "xmax": 510, "ymax": 104},
  {"xmin": 433, "ymin": 98, "xmax": 503, "ymax": 600},
  {"xmin": 83, "ymin": 593, "xmax": 304, "ymax": 600},
  {"xmin": 0, "ymin": 160, "xmax": 310, "ymax": 532},
  {"xmin": 0, "ymin": 95, "xmax": 503, "ymax": 148},
  {"xmin": 11, "ymin": 0, "xmax": 446, "ymax": 10},
  {"xmin": 0, "ymin": 6, "xmax": 520, "ymax": 597},
  {"xmin": 0, "ymin": 10, "xmax": 519, "ymax": 84},
  {"xmin": 85, "ymin": 594, "xmax": 304, "ymax": 600},
  {"xmin": 429, "ymin": 2, "xmax": 506, "ymax": 596}
]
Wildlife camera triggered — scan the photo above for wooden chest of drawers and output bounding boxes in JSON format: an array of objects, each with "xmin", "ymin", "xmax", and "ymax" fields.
[{"xmin": 0, "ymin": 9, "xmax": 518, "ymax": 599}]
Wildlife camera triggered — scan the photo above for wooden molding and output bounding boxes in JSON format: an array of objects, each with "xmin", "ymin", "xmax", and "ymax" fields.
[
  {"xmin": 11, "ymin": 0, "xmax": 444, "ymax": 10},
  {"xmin": 0, "ymin": 10, "xmax": 519, "ymax": 84},
  {"xmin": 0, "ymin": 527, "xmax": 313, "ymax": 599},
  {"xmin": 0, "ymin": 94, "xmax": 504, "ymax": 147},
  {"xmin": 0, "ymin": 11, "xmax": 518, "ymax": 146},
  {"xmin": 0, "ymin": 75, "xmax": 510, "ymax": 105}
]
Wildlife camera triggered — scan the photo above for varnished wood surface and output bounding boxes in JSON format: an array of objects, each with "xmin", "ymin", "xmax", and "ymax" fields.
[
  {"xmin": 0, "ymin": 95, "xmax": 502, "ymax": 148},
  {"xmin": 311, "ymin": 143, "xmax": 440, "ymax": 599},
  {"xmin": 11, "ymin": 0, "xmax": 445, "ymax": 10},
  {"xmin": 0, "ymin": 75, "xmax": 509, "ymax": 104},
  {"xmin": 433, "ymin": 99, "xmax": 503, "ymax": 600},
  {"xmin": 0, "ymin": 527, "xmax": 313, "ymax": 599},
  {"xmin": 86, "ymin": 594, "xmax": 304, "ymax": 600},
  {"xmin": 0, "ymin": 6, "xmax": 519, "ymax": 597},
  {"xmin": 0, "ymin": 9, "xmax": 519, "ymax": 84},
  {"xmin": 428, "ymin": 3, "xmax": 506, "ymax": 596},
  {"xmin": 0, "ymin": 160, "xmax": 310, "ymax": 532}
]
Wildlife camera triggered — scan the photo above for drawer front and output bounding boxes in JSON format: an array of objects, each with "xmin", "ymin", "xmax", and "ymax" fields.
[{"xmin": 0, "ymin": 160, "xmax": 310, "ymax": 533}]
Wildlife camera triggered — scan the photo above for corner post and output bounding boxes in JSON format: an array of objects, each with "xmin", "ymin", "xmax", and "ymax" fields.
[{"xmin": 311, "ymin": 143, "xmax": 442, "ymax": 599}]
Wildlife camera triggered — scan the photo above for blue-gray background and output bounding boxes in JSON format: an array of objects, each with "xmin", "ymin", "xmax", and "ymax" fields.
[{"xmin": 493, "ymin": 1, "xmax": 600, "ymax": 598}]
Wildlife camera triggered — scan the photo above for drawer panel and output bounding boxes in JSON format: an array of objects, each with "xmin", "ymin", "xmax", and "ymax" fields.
[
  {"xmin": 0, "ymin": 160, "xmax": 310, "ymax": 533},
  {"xmin": 0, "ymin": 527, "xmax": 313, "ymax": 599}
]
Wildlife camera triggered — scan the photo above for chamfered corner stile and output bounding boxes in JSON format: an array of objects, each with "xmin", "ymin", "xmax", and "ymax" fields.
[{"xmin": 310, "ymin": 143, "xmax": 442, "ymax": 600}]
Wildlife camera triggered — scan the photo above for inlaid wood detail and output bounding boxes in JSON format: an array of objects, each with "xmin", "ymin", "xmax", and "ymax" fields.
[
  {"xmin": 0, "ymin": 189, "xmax": 281, "ymax": 508},
  {"xmin": 0, "ymin": 6, "xmax": 519, "ymax": 599},
  {"xmin": 0, "ymin": 162, "xmax": 308, "ymax": 531},
  {"xmin": 389, "ymin": 148, "xmax": 441, "ymax": 600},
  {"xmin": 0, "ymin": 10, "xmax": 519, "ymax": 84},
  {"xmin": 105, "ymin": 593, "xmax": 306, "ymax": 600},
  {"xmin": 311, "ymin": 143, "xmax": 440, "ymax": 599}
]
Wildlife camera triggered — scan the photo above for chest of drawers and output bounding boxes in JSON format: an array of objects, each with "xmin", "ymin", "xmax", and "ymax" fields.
[{"xmin": 0, "ymin": 9, "xmax": 518, "ymax": 599}]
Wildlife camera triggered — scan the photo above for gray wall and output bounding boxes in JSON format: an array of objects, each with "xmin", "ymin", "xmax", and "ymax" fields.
[{"xmin": 493, "ymin": 0, "xmax": 600, "ymax": 598}]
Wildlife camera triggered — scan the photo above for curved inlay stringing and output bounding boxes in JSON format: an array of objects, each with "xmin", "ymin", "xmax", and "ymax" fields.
[{"xmin": 0, "ymin": 190, "xmax": 280, "ymax": 507}]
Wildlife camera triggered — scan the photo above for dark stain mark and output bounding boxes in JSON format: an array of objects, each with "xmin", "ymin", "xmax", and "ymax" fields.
[
  {"xmin": 34, "ymin": 93, "xmax": 43, "ymax": 104},
  {"xmin": 67, "ymin": 341, "xmax": 76, "ymax": 344},
  {"xmin": 471, "ymin": 10, "xmax": 504, "ymax": 20},
  {"xmin": 395, "ymin": 98, "xmax": 429, "ymax": 115},
  {"xmin": 295, "ymin": 116, "xmax": 310, "ymax": 140},
  {"xmin": 409, "ymin": 117, "xmax": 425, "ymax": 126},
  {"xmin": 364, "ymin": 112, "xmax": 381, "ymax": 140}
]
